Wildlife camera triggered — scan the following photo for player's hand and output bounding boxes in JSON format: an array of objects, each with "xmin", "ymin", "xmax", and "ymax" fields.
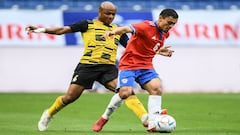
[
  {"xmin": 100, "ymin": 31, "xmax": 115, "ymax": 40},
  {"xmin": 25, "ymin": 25, "xmax": 46, "ymax": 34},
  {"xmin": 105, "ymin": 31, "xmax": 115, "ymax": 37},
  {"xmin": 157, "ymin": 46, "xmax": 174, "ymax": 57},
  {"xmin": 25, "ymin": 25, "xmax": 37, "ymax": 34},
  {"xmin": 104, "ymin": 31, "xmax": 115, "ymax": 38}
]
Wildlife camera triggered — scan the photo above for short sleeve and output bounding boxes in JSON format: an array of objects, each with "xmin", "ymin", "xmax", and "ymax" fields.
[{"xmin": 69, "ymin": 20, "xmax": 89, "ymax": 32}]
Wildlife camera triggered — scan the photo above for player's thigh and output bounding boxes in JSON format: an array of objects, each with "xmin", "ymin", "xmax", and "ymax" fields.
[
  {"xmin": 71, "ymin": 63, "xmax": 101, "ymax": 89},
  {"xmin": 98, "ymin": 65, "xmax": 118, "ymax": 91},
  {"xmin": 142, "ymin": 78, "xmax": 163, "ymax": 95},
  {"xmin": 105, "ymin": 78, "xmax": 117, "ymax": 92},
  {"xmin": 117, "ymin": 70, "xmax": 135, "ymax": 98},
  {"xmin": 117, "ymin": 70, "xmax": 135, "ymax": 88}
]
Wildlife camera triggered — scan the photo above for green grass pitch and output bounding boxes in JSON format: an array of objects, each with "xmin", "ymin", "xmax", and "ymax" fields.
[{"xmin": 0, "ymin": 93, "xmax": 240, "ymax": 135}]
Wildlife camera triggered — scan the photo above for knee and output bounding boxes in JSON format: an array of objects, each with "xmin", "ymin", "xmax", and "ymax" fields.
[
  {"xmin": 105, "ymin": 79, "xmax": 117, "ymax": 92},
  {"xmin": 119, "ymin": 87, "xmax": 132, "ymax": 99},
  {"xmin": 150, "ymin": 87, "xmax": 163, "ymax": 95}
]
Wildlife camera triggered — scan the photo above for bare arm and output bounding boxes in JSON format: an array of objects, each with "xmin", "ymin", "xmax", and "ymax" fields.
[
  {"xmin": 105, "ymin": 26, "xmax": 133, "ymax": 37},
  {"xmin": 25, "ymin": 25, "xmax": 72, "ymax": 35}
]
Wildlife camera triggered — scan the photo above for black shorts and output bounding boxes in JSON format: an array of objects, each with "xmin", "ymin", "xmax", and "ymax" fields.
[{"xmin": 70, "ymin": 63, "xmax": 118, "ymax": 89}]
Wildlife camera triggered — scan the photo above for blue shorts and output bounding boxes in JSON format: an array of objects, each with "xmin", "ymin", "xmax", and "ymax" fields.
[{"xmin": 116, "ymin": 69, "xmax": 159, "ymax": 90}]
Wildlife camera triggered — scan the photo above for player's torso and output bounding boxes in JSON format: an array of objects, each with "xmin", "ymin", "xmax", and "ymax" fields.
[
  {"xmin": 119, "ymin": 21, "xmax": 168, "ymax": 70},
  {"xmin": 80, "ymin": 20, "xmax": 121, "ymax": 65}
]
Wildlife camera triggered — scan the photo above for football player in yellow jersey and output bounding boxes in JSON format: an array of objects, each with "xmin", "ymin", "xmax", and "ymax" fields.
[{"xmin": 26, "ymin": 1, "xmax": 150, "ymax": 132}]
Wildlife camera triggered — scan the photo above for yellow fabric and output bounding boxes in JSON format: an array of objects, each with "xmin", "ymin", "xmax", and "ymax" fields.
[
  {"xmin": 48, "ymin": 96, "xmax": 65, "ymax": 116},
  {"xmin": 80, "ymin": 20, "xmax": 121, "ymax": 64},
  {"xmin": 125, "ymin": 95, "xmax": 148, "ymax": 120}
]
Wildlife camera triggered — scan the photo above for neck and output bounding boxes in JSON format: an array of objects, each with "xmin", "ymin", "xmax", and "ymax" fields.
[{"xmin": 154, "ymin": 21, "xmax": 163, "ymax": 33}]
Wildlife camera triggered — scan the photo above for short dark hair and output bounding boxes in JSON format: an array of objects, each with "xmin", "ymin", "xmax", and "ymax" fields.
[{"xmin": 160, "ymin": 8, "xmax": 178, "ymax": 19}]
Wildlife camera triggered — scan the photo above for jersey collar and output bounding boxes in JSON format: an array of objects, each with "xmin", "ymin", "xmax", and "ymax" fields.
[{"xmin": 154, "ymin": 21, "xmax": 164, "ymax": 40}]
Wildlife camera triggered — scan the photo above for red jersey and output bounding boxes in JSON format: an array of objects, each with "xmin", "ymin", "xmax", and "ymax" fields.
[{"xmin": 119, "ymin": 20, "xmax": 170, "ymax": 70}]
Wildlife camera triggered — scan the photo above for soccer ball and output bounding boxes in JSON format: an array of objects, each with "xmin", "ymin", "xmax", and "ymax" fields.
[{"xmin": 154, "ymin": 114, "xmax": 176, "ymax": 133}]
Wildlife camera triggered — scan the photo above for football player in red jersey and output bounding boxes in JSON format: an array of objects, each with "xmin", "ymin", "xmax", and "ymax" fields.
[{"xmin": 93, "ymin": 8, "xmax": 178, "ymax": 132}]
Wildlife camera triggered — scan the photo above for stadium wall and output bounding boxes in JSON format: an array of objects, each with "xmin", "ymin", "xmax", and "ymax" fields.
[{"xmin": 0, "ymin": 10, "xmax": 240, "ymax": 93}]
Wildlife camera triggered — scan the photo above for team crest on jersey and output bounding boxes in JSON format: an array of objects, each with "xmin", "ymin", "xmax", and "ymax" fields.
[
  {"xmin": 121, "ymin": 78, "xmax": 128, "ymax": 84},
  {"xmin": 152, "ymin": 36, "xmax": 156, "ymax": 40}
]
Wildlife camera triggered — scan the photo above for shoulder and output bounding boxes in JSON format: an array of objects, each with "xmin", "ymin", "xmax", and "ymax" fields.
[
  {"xmin": 142, "ymin": 20, "xmax": 155, "ymax": 26},
  {"xmin": 69, "ymin": 19, "xmax": 93, "ymax": 32},
  {"xmin": 70, "ymin": 19, "xmax": 92, "ymax": 26},
  {"xmin": 133, "ymin": 20, "xmax": 154, "ymax": 28},
  {"xmin": 86, "ymin": 19, "xmax": 94, "ymax": 24},
  {"xmin": 132, "ymin": 20, "xmax": 154, "ymax": 33}
]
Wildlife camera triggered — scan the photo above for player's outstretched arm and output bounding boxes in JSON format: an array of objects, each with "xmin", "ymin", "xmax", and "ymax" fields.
[
  {"xmin": 25, "ymin": 25, "xmax": 72, "ymax": 35},
  {"xmin": 105, "ymin": 26, "xmax": 132, "ymax": 37}
]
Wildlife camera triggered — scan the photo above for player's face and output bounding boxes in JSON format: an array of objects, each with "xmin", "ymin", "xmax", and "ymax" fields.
[
  {"xmin": 98, "ymin": 8, "xmax": 116, "ymax": 25},
  {"xmin": 158, "ymin": 16, "xmax": 178, "ymax": 32}
]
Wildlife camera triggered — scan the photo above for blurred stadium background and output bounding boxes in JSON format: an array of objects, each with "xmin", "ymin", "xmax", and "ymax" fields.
[
  {"xmin": 1, "ymin": 0, "xmax": 240, "ymax": 11},
  {"xmin": 0, "ymin": 0, "xmax": 240, "ymax": 93}
]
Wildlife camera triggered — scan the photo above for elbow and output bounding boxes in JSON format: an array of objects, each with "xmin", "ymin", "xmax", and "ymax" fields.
[{"xmin": 54, "ymin": 27, "xmax": 69, "ymax": 35}]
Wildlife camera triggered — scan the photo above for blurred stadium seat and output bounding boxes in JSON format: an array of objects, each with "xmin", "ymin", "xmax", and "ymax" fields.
[{"xmin": 0, "ymin": 0, "xmax": 239, "ymax": 10}]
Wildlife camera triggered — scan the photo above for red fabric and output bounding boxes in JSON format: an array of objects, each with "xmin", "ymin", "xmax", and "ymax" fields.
[{"xmin": 119, "ymin": 20, "xmax": 169, "ymax": 70}]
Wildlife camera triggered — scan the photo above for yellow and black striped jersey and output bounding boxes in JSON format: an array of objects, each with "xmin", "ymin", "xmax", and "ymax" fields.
[{"xmin": 69, "ymin": 20, "xmax": 128, "ymax": 65}]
